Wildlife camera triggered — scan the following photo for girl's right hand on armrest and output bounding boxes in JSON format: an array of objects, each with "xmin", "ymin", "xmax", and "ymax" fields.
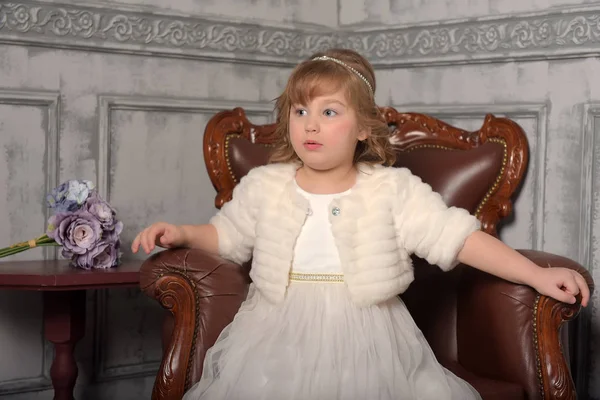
[{"xmin": 131, "ymin": 222, "xmax": 185, "ymax": 254}]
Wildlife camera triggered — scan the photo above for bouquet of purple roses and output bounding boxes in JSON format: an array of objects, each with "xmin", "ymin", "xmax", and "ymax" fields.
[{"xmin": 0, "ymin": 180, "xmax": 123, "ymax": 269}]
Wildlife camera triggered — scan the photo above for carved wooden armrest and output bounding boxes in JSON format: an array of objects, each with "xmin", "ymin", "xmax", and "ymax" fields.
[
  {"xmin": 455, "ymin": 250, "xmax": 594, "ymax": 400},
  {"xmin": 139, "ymin": 248, "xmax": 250, "ymax": 400}
]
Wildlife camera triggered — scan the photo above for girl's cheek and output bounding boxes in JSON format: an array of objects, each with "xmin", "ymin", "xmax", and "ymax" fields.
[
  {"xmin": 331, "ymin": 121, "xmax": 356, "ymax": 142},
  {"xmin": 289, "ymin": 125, "xmax": 303, "ymax": 140}
]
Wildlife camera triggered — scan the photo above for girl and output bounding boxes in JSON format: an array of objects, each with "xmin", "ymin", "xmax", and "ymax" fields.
[{"xmin": 132, "ymin": 49, "xmax": 590, "ymax": 400}]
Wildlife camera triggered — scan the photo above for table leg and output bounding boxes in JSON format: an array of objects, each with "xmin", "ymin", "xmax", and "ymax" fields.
[{"xmin": 43, "ymin": 291, "xmax": 86, "ymax": 400}]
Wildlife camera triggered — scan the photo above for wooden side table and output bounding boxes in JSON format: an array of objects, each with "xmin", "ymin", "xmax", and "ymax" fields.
[{"xmin": 0, "ymin": 259, "xmax": 141, "ymax": 400}]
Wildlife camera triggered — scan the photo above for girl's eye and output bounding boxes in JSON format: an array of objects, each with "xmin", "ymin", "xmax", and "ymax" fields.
[
  {"xmin": 324, "ymin": 109, "xmax": 337, "ymax": 117},
  {"xmin": 295, "ymin": 108, "xmax": 307, "ymax": 116}
]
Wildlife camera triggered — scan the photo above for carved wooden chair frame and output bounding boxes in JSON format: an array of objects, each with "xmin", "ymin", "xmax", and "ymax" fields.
[{"xmin": 142, "ymin": 106, "xmax": 589, "ymax": 399}]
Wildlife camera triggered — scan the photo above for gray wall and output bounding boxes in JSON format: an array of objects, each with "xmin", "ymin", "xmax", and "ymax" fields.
[{"xmin": 0, "ymin": 0, "xmax": 598, "ymax": 399}]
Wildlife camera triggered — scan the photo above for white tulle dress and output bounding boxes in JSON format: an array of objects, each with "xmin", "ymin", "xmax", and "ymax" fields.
[{"xmin": 182, "ymin": 184, "xmax": 482, "ymax": 400}]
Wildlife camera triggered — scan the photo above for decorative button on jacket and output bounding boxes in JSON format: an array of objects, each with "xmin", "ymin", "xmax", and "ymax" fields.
[{"xmin": 210, "ymin": 163, "xmax": 480, "ymax": 307}]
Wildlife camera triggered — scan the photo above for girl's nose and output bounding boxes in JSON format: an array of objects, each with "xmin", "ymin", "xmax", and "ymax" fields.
[{"xmin": 305, "ymin": 119, "xmax": 318, "ymax": 134}]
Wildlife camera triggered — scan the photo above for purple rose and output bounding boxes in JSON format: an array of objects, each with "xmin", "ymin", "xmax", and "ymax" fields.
[
  {"xmin": 101, "ymin": 221, "xmax": 123, "ymax": 243},
  {"xmin": 72, "ymin": 240, "xmax": 120, "ymax": 270},
  {"xmin": 61, "ymin": 247, "xmax": 75, "ymax": 259},
  {"xmin": 84, "ymin": 194, "xmax": 118, "ymax": 230},
  {"xmin": 47, "ymin": 211, "xmax": 102, "ymax": 255}
]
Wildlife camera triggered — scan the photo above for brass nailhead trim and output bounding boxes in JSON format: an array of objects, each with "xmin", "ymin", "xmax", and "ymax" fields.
[
  {"xmin": 224, "ymin": 135, "xmax": 238, "ymax": 184},
  {"xmin": 225, "ymin": 134, "xmax": 274, "ymax": 184},
  {"xmin": 533, "ymin": 294, "xmax": 545, "ymax": 399},
  {"xmin": 404, "ymin": 138, "xmax": 508, "ymax": 218},
  {"xmin": 182, "ymin": 271, "xmax": 200, "ymax": 391},
  {"xmin": 475, "ymin": 138, "xmax": 507, "ymax": 218},
  {"xmin": 406, "ymin": 144, "xmax": 455, "ymax": 151},
  {"xmin": 159, "ymin": 267, "xmax": 201, "ymax": 391}
]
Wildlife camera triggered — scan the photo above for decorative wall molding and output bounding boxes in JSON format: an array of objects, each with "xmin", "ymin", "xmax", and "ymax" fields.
[
  {"xmin": 97, "ymin": 95, "xmax": 274, "ymax": 200},
  {"xmin": 0, "ymin": 90, "xmax": 60, "ymax": 251},
  {"xmin": 578, "ymin": 103, "xmax": 598, "ymax": 397},
  {"xmin": 3, "ymin": 2, "xmax": 600, "ymax": 67},
  {"xmin": 93, "ymin": 289, "xmax": 161, "ymax": 381},
  {"xmin": 580, "ymin": 103, "xmax": 596, "ymax": 272},
  {"xmin": 0, "ymin": 1, "xmax": 334, "ymax": 66},
  {"xmin": 94, "ymin": 95, "xmax": 273, "ymax": 380},
  {"xmin": 0, "ymin": 88, "xmax": 59, "ymax": 394},
  {"xmin": 394, "ymin": 103, "xmax": 547, "ymax": 250},
  {"xmin": 0, "ymin": 89, "xmax": 59, "ymax": 261},
  {"xmin": 347, "ymin": 6, "xmax": 600, "ymax": 67}
]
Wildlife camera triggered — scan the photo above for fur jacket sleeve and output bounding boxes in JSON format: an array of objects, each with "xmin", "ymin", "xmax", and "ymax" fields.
[
  {"xmin": 392, "ymin": 167, "xmax": 481, "ymax": 271},
  {"xmin": 208, "ymin": 168, "xmax": 263, "ymax": 265}
]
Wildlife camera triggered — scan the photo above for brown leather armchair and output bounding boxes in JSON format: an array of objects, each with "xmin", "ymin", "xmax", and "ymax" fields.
[{"xmin": 139, "ymin": 107, "xmax": 595, "ymax": 400}]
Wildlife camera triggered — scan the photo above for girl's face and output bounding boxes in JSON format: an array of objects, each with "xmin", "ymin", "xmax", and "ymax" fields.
[{"xmin": 288, "ymin": 89, "xmax": 368, "ymax": 173}]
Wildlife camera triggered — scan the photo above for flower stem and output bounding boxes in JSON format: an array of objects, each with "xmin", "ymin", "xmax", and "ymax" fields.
[{"xmin": 0, "ymin": 235, "xmax": 59, "ymax": 259}]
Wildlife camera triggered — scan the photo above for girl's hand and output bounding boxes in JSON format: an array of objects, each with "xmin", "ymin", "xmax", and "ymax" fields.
[
  {"xmin": 532, "ymin": 267, "xmax": 590, "ymax": 307},
  {"xmin": 131, "ymin": 222, "xmax": 185, "ymax": 254}
]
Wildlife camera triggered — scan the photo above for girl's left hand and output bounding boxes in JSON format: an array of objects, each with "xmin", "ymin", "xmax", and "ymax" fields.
[{"xmin": 532, "ymin": 267, "xmax": 590, "ymax": 307}]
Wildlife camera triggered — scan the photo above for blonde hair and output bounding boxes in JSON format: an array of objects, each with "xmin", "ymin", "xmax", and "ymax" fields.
[{"xmin": 269, "ymin": 48, "xmax": 396, "ymax": 166}]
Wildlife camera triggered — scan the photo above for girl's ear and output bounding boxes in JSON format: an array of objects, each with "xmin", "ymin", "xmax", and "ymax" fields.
[{"xmin": 358, "ymin": 126, "xmax": 370, "ymax": 141}]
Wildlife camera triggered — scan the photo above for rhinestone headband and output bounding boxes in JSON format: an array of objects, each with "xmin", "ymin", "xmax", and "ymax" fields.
[{"xmin": 311, "ymin": 55, "xmax": 373, "ymax": 94}]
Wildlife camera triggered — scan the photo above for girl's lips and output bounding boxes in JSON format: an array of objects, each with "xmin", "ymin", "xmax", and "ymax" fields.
[{"xmin": 303, "ymin": 141, "xmax": 322, "ymax": 150}]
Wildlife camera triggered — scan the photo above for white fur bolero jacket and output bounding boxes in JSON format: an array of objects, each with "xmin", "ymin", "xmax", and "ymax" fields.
[{"xmin": 209, "ymin": 162, "xmax": 480, "ymax": 307}]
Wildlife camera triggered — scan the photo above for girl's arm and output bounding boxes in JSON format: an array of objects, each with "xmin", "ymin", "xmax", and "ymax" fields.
[
  {"xmin": 131, "ymin": 222, "xmax": 218, "ymax": 255},
  {"xmin": 179, "ymin": 223, "xmax": 219, "ymax": 253},
  {"xmin": 132, "ymin": 167, "xmax": 263, "ymax": 263},
  {"xmin": 457, "ymin": 230, "xmax": 591, "ymax": 307}
]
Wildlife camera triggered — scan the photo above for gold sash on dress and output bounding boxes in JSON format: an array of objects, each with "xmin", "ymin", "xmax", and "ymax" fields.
[{"xmin": 289, "ymin": 271, "xmax": 345, "ymax": 283}]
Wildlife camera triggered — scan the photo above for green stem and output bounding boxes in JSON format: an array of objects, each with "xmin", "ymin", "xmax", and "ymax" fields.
[
  {"xmin": 0, "ymin": 236, "xmax": 59, "ymax": 259},
  {"xmin": 0, "ymin": 244, "xmax": 59, "ymax": 258},
  {"xmin": 0, "ymin": 247, "xmax": 28, "ymax": 258}
]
